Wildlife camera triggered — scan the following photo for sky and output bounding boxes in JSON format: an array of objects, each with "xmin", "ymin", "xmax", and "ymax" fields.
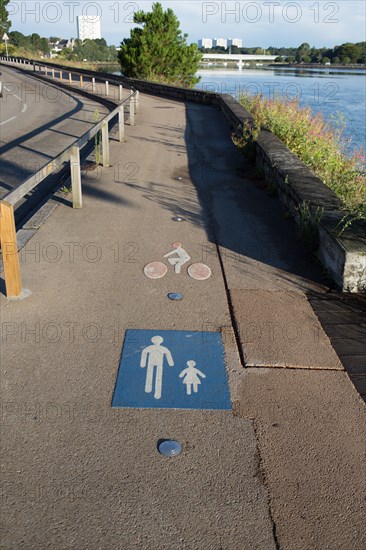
[{"xmin": 6, "ymin": 0, "xmax": 366, "ymax": 48}]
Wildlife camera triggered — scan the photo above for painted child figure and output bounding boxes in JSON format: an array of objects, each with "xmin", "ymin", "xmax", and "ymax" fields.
[{"xmin": 179, "ymin": 360, "xmax": 206, "ymax": 395}]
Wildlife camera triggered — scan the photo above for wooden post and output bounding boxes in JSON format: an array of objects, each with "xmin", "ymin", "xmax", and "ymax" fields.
[
  {"xmin": 51, "ymin": 68, "xmax": 55, "ymax": 78},
  {"xmin": 119, "ymin": 84, "xmax": 123, "ymax": 101},
  {"xmin": 118, "ymin": 105, "xmax": 125, "ymax": 142},
  {"xmin": 0, "ymin": 200, "xmax": 22, "ymax": 297},
  {"xmin": 80, "ymin": 74, "xmax": 83, "ymax": 87},
  {"xmin": 59, "ymin": 70, "xmax": 63, "ymax": 81},
  {"xmin": 129, "ymin": 96, "xmax": 135, "ymax": 126},
  {"xmin": 69, "ymin": 72, "xmax": 72, "ymax": 83},
  {"xmin": 101, "ymin": 121, "xmax": 110, "ymax": 167},
  {"xmin": 70, "ymin": 146, "xmax": 82, "ymax": 208},
  {"xmin": 105, "ymin": 80, "xmax": 109, "ymax": 96},
  {"xmin": 92, "ymin": 77, "xmax": 96, "ymax": 92}
]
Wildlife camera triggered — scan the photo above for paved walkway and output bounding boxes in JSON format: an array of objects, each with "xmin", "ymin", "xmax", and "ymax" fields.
[{"xmin": 1, "ymin": 90, "xmax": 365, "ymax": 549}]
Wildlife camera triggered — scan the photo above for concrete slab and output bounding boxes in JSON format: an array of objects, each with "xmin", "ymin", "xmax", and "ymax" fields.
[
  {"xmin": 236, "ymin": 368, "xmax": 366, "ymax": 550},
  {"xmin": 230, "ymin": 290, "xmax": 343, "ymax": 369}
]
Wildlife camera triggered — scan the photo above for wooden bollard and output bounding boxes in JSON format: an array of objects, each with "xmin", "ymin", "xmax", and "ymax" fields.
[{"xmin": 0, "ymin": 200, "xmax": 22, "ymax": 297}]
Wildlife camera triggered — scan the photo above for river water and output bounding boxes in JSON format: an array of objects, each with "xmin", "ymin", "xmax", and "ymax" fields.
[{"xmin": 196, "ymin": 67, "xmax": 366, "ymax": 154}]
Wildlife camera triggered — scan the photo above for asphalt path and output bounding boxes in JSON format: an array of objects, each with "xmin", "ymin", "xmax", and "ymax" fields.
[{"xmin": 0, "ymin": 64, "xmax": 109, "ymax": 222}]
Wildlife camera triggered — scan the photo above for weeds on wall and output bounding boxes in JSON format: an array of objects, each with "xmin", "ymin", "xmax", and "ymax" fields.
[{"xmin": 239, "ymin": 95, "xmax": 366, "ymax": 229}]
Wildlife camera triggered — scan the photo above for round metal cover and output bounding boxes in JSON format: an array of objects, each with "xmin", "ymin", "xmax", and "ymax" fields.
[
  {"xmin": 167, "ymin": 293, "xmax": 183, "ymax": 300},
  {"xmin": 158, "ymin": 440, "xmax": 182, "ymax": 457},
  {"xmin": 188, "ymin": 263, "xmax": 212, "ymax": 280},
  {"xmin": 144, "ymin": 262, "xmax": 167, "ymax": 279},
  {"xmin": 172, "ymin": 216, "xmax": 184, "ymax": 222}
]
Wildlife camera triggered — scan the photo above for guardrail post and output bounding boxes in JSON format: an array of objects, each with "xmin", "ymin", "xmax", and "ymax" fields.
[
  {"xmin": 105, "ymin": 80, "xmax": 109, "ymax": 96},
  {"xmin": 92, "ymin": 77, "xmax": 96, "ymax": 92},
  {"xmin": 135, "ymin": 90, "xmax": 140, "ymax": 113},
  {"xmin": 70, "ymin": 146, "xmax": 82, "ymax": 208},
  {"xmin": 101, "ymin": 121, "xmax": 110, "ymax": 167},
  {"xmin": 119, "ymin": 84, "xmax": 123, "ymax": 101},
  {"xmin": 80, "ymin": 74, "xmax": 83, "ymax": 87},
  {"xmin": 59, "ymin": 70, "xmax": 63, "ymax": 81},
  {"xmin": 33, "ymin": 63, "xmax": 36, "ymax": 71},
  {"xmin": 51, "ymin": 68, "xmax": 55, "ymax": 78},
  {"xmin": 129, "ymin": 96, "xmax": 135, "ymax": 126},
  {"xmin": 0, "ymin": 200, "xmax": 22, "ymax": 297},
  {"xmin": 118, "ymin": 105, "xmax": 125, "ymax": 142},
  {"xmin": 69, "ymin": 72, "xmax": 72, "ymax": 83}
]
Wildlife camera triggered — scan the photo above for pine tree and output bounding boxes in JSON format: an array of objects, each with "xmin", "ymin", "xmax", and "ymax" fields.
[{"xmin": 118, "ymin": 3, "xmax": 201, "ymax": 88}]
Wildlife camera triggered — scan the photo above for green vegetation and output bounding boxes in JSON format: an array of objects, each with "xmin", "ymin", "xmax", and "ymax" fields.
[
  {"xmin": 118, "ymin": 2, "xmax": 202, "ymax": 87},
  {"xmin": 59, "ymin": 38, "xmax": 118, "ymax": 63},
  {"xmin": 240, "ymin": 94, "xmax": 366, "ymax": 224},
  {"xmin": 1, "ymin": 31, "xmax": 118, "ymax": 62},
  {"xmin": 7, "ymin": 31, "xmax": 50, "ymax": 56},
  {"xmin": 200, "ymin": 41, "xmax": 366, "ymax": 65},
  {"xmin": 0, "ymin": 0, "xmax": 10, "ymax": 35}
]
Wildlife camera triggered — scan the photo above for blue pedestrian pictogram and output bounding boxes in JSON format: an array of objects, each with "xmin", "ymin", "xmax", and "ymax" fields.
[{"xmin": 112, "ymin": 330, "xmax": 231, "ymax": 410}]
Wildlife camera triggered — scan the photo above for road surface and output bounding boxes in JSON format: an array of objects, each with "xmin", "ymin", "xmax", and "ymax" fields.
[{"xmin": 0, "ymin": 64, "xmax": 109, "ymax": 222}]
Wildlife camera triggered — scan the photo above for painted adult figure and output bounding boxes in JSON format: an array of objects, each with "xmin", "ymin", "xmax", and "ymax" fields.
[{"xmin": 140, "ymin": 336, "xmax": 174, "ymax": 399}]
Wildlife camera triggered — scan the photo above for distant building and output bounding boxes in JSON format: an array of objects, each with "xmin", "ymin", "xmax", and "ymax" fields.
[
  {"xmin": 213, "ymin": 38, "xmax": 228, "ymax": 48},
  {"xmin": 77, "ymin": 15, "xmax": 101, "ymax": 41},
  {"xmin": 198, "ymin": 38, "xmax": 213, "ymax": 49},
  {"xmin": 48, "ymin": 38, "xmax": 75, "ymax": 58},
  {"xmin": 228, "ymin": 38, "xmax": 242, "ymax": 48}
]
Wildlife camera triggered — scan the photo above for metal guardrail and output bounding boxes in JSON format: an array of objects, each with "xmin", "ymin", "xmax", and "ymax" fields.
[{"xmin": 0, "ymin": 56, "xmax": 140, "ymax": 298}]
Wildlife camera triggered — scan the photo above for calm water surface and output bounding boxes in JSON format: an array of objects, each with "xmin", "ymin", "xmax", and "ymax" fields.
[{"xmin": 196, "ymin": 67, "xmax": 366, "ymax": 153}]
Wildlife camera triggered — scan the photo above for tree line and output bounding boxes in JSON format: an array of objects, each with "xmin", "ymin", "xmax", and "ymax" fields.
[
  {"xmin": 2, "ymin": 31, "xmax": 118, "ymax": 62},
  {"xmin": 199, "ymin": 42, "xmax": 366, "ymax": 65}
]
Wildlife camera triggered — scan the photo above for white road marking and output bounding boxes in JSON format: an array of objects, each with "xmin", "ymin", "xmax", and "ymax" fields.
[
  {"xmin": 2, "ymin": 86, "xmax": 28, "ymax": 120},
  {"xmin": 0, "ymin": 116, "xmax": 16, "ymax": 126}
]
